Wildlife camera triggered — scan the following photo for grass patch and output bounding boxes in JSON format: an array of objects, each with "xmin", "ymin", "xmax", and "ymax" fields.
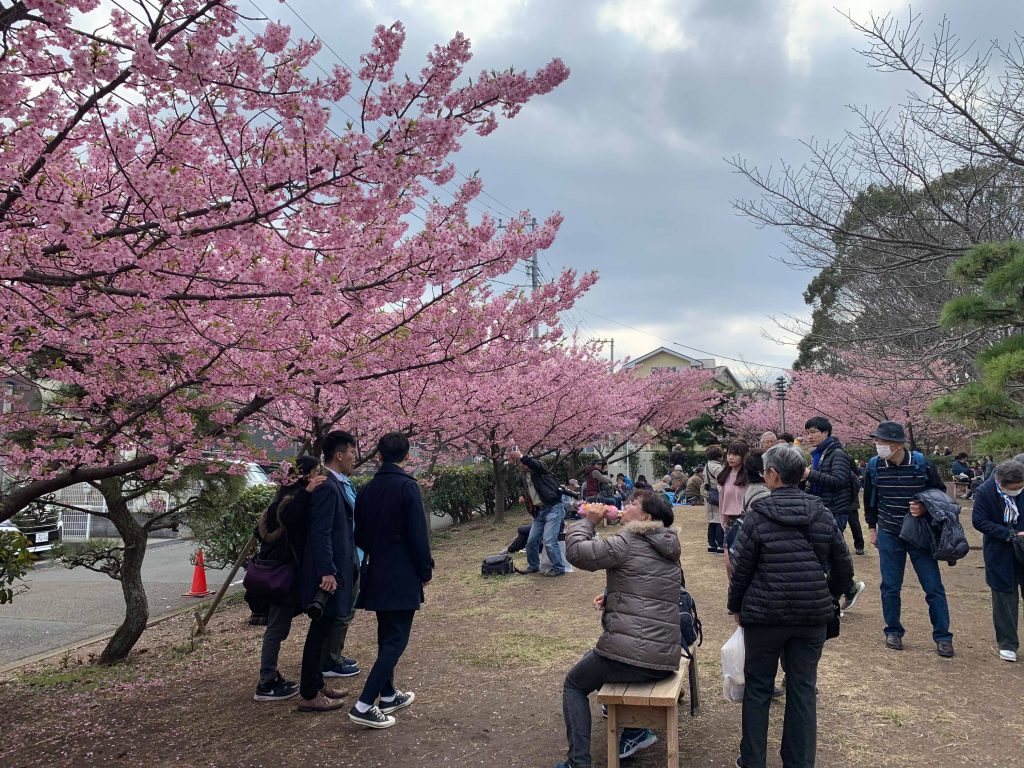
[
  {"xmin": 878, "ymin": 707, "xmax": 910, "ymax": 726},
  {"xmin": 456, "ymin": 631, "xmax": 591, "ymax": 670},
  {"xmin": 18, "ymin": 663, "xmax": 137, "ymax": 692}
]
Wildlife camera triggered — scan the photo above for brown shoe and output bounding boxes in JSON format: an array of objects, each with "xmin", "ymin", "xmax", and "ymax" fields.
[
  {"xmin": 297, "ymin": 692, "xmax": 345, "ymax": 713},
  {"xmin": 320, "ymin": 686, "xmax": 348, "ymax": 700}
]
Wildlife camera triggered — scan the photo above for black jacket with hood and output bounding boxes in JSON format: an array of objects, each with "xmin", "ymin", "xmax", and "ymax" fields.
[
  {"xmin": 728, "ymin": 486, "xmax": 854, "ymax": 626},
  {"xmin": 806, "ymin": 437, "xmax": 854, "ymax": 518}
]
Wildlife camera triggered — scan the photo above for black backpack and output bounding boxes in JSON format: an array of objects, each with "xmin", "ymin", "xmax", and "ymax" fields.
[
  {"xmin": 481, "ymin": 553, "xmax": 516, "ymax": 576},
  {"xmin": 533, "ymin": 469, "xmax": 562, "ymax": 505},
  {"xmin": 678, "ymin": 586, "xmax": 703, "ymax": 656}
]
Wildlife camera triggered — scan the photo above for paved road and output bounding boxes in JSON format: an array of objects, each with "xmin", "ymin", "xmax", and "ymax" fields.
[{"xmin": 0, "ymin": 541, "xmax": 237, "ymax": 666}]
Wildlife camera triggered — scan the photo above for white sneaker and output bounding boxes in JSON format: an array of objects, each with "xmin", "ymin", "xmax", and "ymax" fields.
[{"xmin": 999, "ymin": 649, "xmax": 1017, "ymax": 662}]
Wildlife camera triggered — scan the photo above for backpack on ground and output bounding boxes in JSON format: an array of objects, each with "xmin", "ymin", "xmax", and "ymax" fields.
[{"xmin": 481, "ymin": 553, "xmax": 516, "ymax": 576}]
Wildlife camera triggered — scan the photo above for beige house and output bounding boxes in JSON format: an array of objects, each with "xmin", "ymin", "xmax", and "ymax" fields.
[{"xmin": 621, "ymin": 347, "xmax": 740, "ymax": 390}]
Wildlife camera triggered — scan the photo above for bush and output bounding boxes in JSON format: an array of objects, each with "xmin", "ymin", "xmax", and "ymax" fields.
[
  {"xmin": 190, "ymin": 484, "xmax": 277, "ymax": 569},
  {"xmin": 0, "ymin": 530, "xmax": 31, "ymax": 604},
  {"xmin": 428, "ymin": 464, "xmax": 494, "ymax": 525}
]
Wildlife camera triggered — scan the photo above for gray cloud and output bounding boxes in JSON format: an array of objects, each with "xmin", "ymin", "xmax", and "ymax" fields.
[{"xmin": 282, "ymin": 0, "xmax": 1023, "ymax": 371}]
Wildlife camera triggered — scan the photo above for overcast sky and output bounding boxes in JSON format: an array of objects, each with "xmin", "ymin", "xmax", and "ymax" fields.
[{"xmin": 262, "ymin": 0, "xmax": 1022, "ymax": 375}]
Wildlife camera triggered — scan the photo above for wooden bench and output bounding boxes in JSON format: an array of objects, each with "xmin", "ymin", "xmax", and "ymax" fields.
[{"xmin": 596, "ymin": 648, "xmax": 699, "ymax": 768}]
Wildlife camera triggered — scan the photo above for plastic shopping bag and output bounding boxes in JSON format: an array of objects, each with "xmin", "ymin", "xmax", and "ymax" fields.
[{"xmin": 721, "ymin": 626, "xmax": 745, "ymax": 703}]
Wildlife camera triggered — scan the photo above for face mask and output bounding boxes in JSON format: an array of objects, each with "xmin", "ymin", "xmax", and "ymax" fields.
[
  {"xmin": 875, "ymin": 443, "xmax": 893, "ymax": 460},
  {"xmin": 1000, "ymin": 485, "xmax": 1023, "ymax": 497}
]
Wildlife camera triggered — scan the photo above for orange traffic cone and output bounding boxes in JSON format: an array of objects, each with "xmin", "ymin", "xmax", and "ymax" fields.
[{"xmin": 183, "ymin": 548, "xmax": 213, "ymax": 597}]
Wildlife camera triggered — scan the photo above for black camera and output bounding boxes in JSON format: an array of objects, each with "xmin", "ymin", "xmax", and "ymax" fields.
[{"xmin": 306, "ymin": 588, "xmax": 332, "ymax": 619}]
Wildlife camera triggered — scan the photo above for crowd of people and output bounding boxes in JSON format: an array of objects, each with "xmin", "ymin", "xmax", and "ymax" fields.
[{"xmin": 240, "ymin": 418, "xmax": 1024, "ymax": 768}]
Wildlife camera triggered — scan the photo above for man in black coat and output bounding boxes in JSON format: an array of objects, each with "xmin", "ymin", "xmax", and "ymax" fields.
[
  {"xmin": 802, "ymin": 416, "xmax": 866, "ymax": 611},
  {"xmin": 296, "ymin": 430, "xmax": 359, "ymax": 713},
  {"xmin": 349, "ymin": 431, "xmax": 434, "ymax": 729}
]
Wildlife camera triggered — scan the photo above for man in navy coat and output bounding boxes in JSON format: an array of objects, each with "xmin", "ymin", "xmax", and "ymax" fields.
[
  {"xmin": 348, "ymin": 431, "xmax": 434, "ymax": 728},
  {"xmin": 296, "ymin": 430, "xmax": 360, "ymax": 712}
]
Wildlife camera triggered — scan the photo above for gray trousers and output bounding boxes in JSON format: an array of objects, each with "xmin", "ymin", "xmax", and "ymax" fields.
[
  {"xmin": 320, "ymin": 570, "xmax": 360, "ymax": 668},
  {"xmin": 992, "ymin": 580, "xmax": 1024, "ymax": 652},
  {"xmin": 259, "ymin": 603, "xmax": 294, "ymax": 684}
]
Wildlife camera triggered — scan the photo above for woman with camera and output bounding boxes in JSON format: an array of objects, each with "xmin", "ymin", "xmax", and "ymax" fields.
[{"xmin": 554, "ymin": 491, "xmax": 682, "ymax": 768}]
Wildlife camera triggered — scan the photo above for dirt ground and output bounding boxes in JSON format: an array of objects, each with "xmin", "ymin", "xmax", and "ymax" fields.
[{"xmin": 2, "ymin": 505, "xmax": 1023, "ymax": 768}]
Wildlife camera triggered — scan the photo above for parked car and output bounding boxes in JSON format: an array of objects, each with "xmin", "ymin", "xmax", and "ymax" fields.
[{"xmin": 0, "ymin": 506, "xmax": 63, "ymax": 555}]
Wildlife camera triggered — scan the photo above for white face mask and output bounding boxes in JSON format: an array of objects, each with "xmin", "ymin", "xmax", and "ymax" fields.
[
  {"xmin": 875, "ymin": 443, "xmax": 894, "ymax": 460},
  {"xmin": 1000, "ymin": 485, "xmax": 1023, "ymax": 497}
]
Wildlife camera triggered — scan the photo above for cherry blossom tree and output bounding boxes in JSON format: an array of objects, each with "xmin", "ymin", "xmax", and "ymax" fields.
[
  {"xmin": 724, "ymin": 354, "xmax": 960, "ymax": 448},
  {"xmin": 0, "ymin": 0, "xmax": 581, "ymax": 658},
  {"xmin": 0, "ymin": 0, "xmax": 573, "ymax": 518}
]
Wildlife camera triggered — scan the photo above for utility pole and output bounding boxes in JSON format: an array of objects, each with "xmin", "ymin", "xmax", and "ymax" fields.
[
  {"xmin": 592, "ymin": 338, "xmax": 615, "ymax": 367},
  {"xmin": 498, "ymin": 217, "xmax": 540, "ymax": 339},
  {"xmin": 774, "ymin": 376, "xmax": 787, "ymax": 434}
]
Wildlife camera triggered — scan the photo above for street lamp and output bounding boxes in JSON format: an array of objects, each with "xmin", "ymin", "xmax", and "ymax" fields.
[{"xmin": 774, "ymin": 376, "xmax": 787, "ymax": 434}]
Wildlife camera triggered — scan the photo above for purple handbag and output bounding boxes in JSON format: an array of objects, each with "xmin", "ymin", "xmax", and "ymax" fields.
[{"xmin": 243, "ymin": 558, "xmax": 294, "ymax": 600}]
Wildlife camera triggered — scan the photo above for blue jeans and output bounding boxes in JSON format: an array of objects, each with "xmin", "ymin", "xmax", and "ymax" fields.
[
  {"xmin": 526, "ymin": 503, "xmax": 567, "ymax": 573},
  {"xmin": 876, "ymin": 526, "xmax": 952, "ymax": 642}
]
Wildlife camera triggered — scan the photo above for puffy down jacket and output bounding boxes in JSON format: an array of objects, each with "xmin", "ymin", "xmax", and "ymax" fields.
[
  {"xmin": 728, "ymin": 486, "xmax": 854, "ymax": 626},
  {"xmin": 566, "ymin": 518, "xmax": 682, "ymax": 671}
]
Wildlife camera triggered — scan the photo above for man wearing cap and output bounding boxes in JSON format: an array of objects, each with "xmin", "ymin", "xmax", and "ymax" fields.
[{"xmin": 863, "ymin": 421, "xmax": 954, "ymax": 657}]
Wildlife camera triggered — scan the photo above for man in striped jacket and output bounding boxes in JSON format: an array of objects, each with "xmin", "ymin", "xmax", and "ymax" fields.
[{"xmin": 863, "ymin": 421, "xmax": 954, "ymax": 657}]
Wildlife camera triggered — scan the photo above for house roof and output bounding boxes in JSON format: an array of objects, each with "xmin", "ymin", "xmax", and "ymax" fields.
[{"xmin": 620, "ymin": 347, "xmax": 711, "ymax": 369}]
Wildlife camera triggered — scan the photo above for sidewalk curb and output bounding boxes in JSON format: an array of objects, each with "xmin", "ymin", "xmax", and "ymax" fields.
[
  {"xmin": 30, "ymin": 537, "xmax": 191, "ymax": 571},
  {"xmin": 0, "ymin": 588, "xmax": 237, "ymax": 677}
]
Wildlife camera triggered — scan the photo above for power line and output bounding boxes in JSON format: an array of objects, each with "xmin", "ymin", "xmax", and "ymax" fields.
[{"xmin": 575, "ymin": 308, "xmax": 790, "ymax": 371}]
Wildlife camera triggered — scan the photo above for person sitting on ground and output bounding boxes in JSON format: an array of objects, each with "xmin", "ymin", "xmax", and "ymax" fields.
[
  {"xmin": 685, "ymin": 467, "xmax": 705, "ymax": 506},
  {"xmin": 653, "ymin": 474, "xmax": 672, "ymax": 493},
  {"xmin": 952, "ymin": 453, "xmax": 975, "ymax": 498},
  {"xmin": 562, "ymin": 479, "xmax": 582, "ymax": 518},
  {"xmin": 252, "ymin": 456, "xmax": 326, "ymax": 702},
  {"xmin": 634, "ymin": 474, "xmax": 652, "ymax": 491},
  {"xmin": 556, "ymin": 491, "xmax": 682, "ymax": 768},
  {"xmin": 585, "ymin": 459, "xmax": 620, "ymax": 509},
  {"xmin": 670, "ymin": 466, "xmax": 688, "ymax": 499},
  {"xmin": 970, "ymin": 459, "xmax": 1024, "ymax": 663},
  {"xmin": 729, "ymin": 443, "xmax": 854, "ymax": 768}
]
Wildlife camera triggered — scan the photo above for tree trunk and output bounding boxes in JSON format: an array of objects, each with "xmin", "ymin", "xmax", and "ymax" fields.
[
  {"xmin": 98, "ymin": 482, "xmax": 150, "ymax": 664},
  {"xmin": 492, "ymin": 457, "xmax": 506, "ymax": 523}
]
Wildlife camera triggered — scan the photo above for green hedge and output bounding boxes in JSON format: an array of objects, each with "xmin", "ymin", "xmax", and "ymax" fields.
[
  {"xmin": 190, "ymin": 484, "xmax": 277, "ymax": 569},
  {"xmin": 428, "ymin": 464, "xmax": 495, "ymax": 525}
]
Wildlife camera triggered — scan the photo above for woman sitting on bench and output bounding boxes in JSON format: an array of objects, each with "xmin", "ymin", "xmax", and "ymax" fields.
[{"xmin": 555, "ymin": 491, "xmax": 683, "ymax": 768}]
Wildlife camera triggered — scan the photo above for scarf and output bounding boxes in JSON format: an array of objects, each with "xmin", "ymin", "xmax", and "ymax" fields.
[{"xmin": 996, "ymin": 485, "xmax": 1020, "ymax": 526}]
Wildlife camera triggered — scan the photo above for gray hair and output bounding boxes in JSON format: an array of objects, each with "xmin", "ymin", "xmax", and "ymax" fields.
[
  {"xmin": 1013, "ymin": 453, "xmax": 1024, "ymax": 466},
  {"xmin": 995, "ymin": 460, "xmax": 1024, "ymax": 486},
  {"xmin": 760, "ymin": 431, "xmax": 777, "ymax": 444},
  {"xmin": 762, "ymin": 443, "xmax": 807, "ymax": 485}
]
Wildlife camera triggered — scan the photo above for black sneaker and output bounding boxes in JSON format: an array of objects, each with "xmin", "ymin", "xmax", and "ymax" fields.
[
  {"xmin": 348, "ymin": 704, "xmax": 396, "ymax": 729},
  {"xmin": 619, "ymin": 728, "xmax": 657, "ymax": 758},
  {"xmin": 378, "ymin": 690, "xmax": 415, "ymax": 714},
  {"xmin": 841, "ymin": 581, "xmax": 866, "ymax": 612},
  {"xmin": 254, "ymin": 676, "xmax": 299, "ymax": 702}
]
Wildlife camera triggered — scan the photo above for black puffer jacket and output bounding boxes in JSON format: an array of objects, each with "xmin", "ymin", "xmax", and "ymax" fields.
[
  {"xmin": 728, "ymin": 486, "xmax": 854, "ymax": 626},
  {"xmin": 806, "ymin": 437, "xmax": 853, "ymax": 518}
]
